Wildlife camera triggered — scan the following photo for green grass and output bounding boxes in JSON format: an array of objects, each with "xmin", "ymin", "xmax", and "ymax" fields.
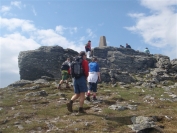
[{"xmin": 0, "ymin": 81, "xmax": 177, "ymax": 133}]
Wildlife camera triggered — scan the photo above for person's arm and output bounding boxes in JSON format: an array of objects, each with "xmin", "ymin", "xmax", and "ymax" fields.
[
  {"xmin": 82, "ymin": 60, "xmax": 89, "ymax": 78},
  {"xmin": 97, "ymin": 72, "xmax": 101, "ymax": 81},
  {"xmin": 96, "ymin": 63, "xmax": 101, "ymax": 81}
]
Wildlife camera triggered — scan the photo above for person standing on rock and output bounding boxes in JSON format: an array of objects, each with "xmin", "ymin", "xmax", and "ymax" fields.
[
  {"xmin": 86, "ymin": 57, "xmax": 101, "ymax": 101},
  {"xmin": 85, "ymin": 40, "xmax": 91, "ymax": 58},
  {"xmin": 120, "ymin": 45, "xmax": 124, "ymax": 48},
  {"xmin": 67, "ymin": 51, "xmax": 89, "ymax": 113},
  {"xmin": 57, "ymin": 58, "xmax": 71, "ymax": 89},
  {"xmin": 125, "ymin": 43, "xmax": 131, "ymax": 48},
  {"xmin": 144, "ymin": 47, "xmax": 150, "ymax": 54}
]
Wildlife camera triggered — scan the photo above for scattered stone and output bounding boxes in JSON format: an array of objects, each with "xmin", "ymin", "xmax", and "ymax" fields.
[
  {"xmin": 25, "ymin": 90, "xmax": 48, "ymax": 97},
  {"xmin": 128, "ymin": 116, "xmax": 163, "ymax": 133}
]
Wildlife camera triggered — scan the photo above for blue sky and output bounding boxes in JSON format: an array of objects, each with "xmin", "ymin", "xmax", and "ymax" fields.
[{"xmin": 0, "ymin": 0, "xmax": 177, "ymax": 88}]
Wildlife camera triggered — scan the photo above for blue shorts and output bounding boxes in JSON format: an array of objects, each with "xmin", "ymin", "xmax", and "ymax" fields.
[
  {"xmin": 73, "ymin": 76, "xmax": 88, "ymax": 94},
  {"xmin": 88, "ymin": 82, "xmax": 97, "ymax": 92}
]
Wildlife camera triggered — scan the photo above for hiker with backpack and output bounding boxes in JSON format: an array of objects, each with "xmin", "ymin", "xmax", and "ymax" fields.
[
  {"xmin": 85, "ymin": 40, "xmax": 91, "ymax": 58},
  {"xmin": 86, "ymin": 57, "xmax": 101, "ymax": 101},
  {"xmin": 67, "ymin": 51, "xmax": 89, "ymax": 113},
  {"xmin": 57, "ymin": 58, "xmax": 71, "ymax": 89}
]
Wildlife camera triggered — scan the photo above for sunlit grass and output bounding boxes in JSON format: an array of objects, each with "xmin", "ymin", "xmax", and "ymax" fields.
[{"xmin": 0, "ymin": 81, "xmax": 177, "ymax": 133}]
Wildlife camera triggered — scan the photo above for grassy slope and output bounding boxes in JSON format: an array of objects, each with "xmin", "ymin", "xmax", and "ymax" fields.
[{"xmin": 0, "ymin": 82, "xmax": 177, "ymax": 133}]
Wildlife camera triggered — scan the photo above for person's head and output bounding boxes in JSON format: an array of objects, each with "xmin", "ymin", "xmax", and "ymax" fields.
[
  {"xmin": 92, "ymin": 57, "xmax": 97, "ymax": 62},
  {"xmin": 126, "ymin": 43, "xmax": 128, "ymax": 46},
  {"xmin": 79, "ymin": 51, "xmax": 87, "ymax": 59},
  {"xmin": 88, "ymin": 40, "xmax": 91, "ymax": 42},
  {"xmin": 146, "ymin": 47, "xmax": 148, "ymax": 49}
]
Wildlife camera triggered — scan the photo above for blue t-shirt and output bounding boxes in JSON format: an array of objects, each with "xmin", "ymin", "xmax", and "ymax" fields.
[{"xmin": 89, "ymin": 62, "xmax": 99, "ymax": 72}]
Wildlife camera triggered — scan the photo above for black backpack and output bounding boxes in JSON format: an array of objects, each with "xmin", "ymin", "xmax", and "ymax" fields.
[
  {"xmin": 71, "ymin": 56, "xmax": 83, "ymax": 78},
  {"xmin": 61, "ymin": 62, "xmax": 69, "ymax": 71}
]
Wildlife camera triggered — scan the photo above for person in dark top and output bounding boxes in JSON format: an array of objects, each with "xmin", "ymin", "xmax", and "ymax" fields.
[
  {"xmin": 85, "ymin": 40, "xmax": 91, "ymax": 57},
  {"xmin": 126, "ymin": 43, "xmax": 131, "ymax": 48},
  {"xmin": 66, "ymin": 51, "xmax": 89, "ymax": 113},
  {"xmin": 120, "ymin": 45, "xmax": 124, "ymax": 48},
  {"xmin": 57, "ymin": 58, "xmax": 71, "ymax": 89}
]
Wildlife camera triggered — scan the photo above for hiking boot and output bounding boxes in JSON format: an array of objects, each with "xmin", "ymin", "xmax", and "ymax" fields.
[
  {"xmin": 79, "ymin": 107, "xmax": 86, "ymax": 113},
  {"xmin": 66, "ymin": 102, "xmax": 73, "ymax": 112},
  {"xmin": 86, "ymin": 96, "xmax": 90, "ymax": 101},
  {"xmin": 57, "ymin": 84, "xmax": 61, "ymax": 89},
  {"xmin": 93, "ymin": 97, "xmax": 97, "ymax": 101}
]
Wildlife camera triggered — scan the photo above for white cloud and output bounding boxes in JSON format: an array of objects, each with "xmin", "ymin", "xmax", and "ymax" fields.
[
  {"xmin": 11, "ymin": 1, "xmax": 22, "ymax": 9},
  {"xmin": 140, "ymin": 0, "xmax": 177, "ymax": 11},
  {"xmin": 69, "ymin": 27, "xmax": 77, "ymax": 34},
  {"xmin": 0, "ymin": 17, "xmax": 84, "ymax": 76},
  {"xmin": 0, "ymin": 33, "xmax": 40, "ymax": 73},
  {"xmin": 56, "ymin": 25, "xmax": 77, "ymax": 35},
  {"xmin": 32, "ymin": 6, "xmax": 37, "ymax": 16},
  {"xmin": 128, "ymin": 13, "xmax": 145, "ymax": 18},
  {"xmin": 86, "ymin": 28, "xmax": 96, "ymax": 38},
  {"xmin": 79, "ymin": 36, "xmax": 86, "ymax": 42},
  {"xmin": 0, "ymin": 6, "xmax": 11, "ymax": 12},
  {"xmin": 35, "ymin": 29, "xmax": 83, "ymax": 51},
  {"xmin": 56, "ymin": 25, "xmax": 65, "ymax": 35},
  {"xmin": 125, "ymin": 0, "xmax": 177, "ymax": 59},
  {"xmin": 0, "ymin": 17, "xmax": 36, "ymax": 31}
]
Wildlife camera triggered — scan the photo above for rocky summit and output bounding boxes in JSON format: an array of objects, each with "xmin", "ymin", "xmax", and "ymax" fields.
[{"xmin": 17, "ymin": 45, "xmax": 177, "ymax": 85}]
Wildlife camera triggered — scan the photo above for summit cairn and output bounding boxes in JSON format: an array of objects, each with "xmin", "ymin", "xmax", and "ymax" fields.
[{"xmin": 99, "ymin": 36, "xmax": 107, "ymax": 47}]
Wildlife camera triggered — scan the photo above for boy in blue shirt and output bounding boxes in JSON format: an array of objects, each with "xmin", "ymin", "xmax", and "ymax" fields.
[{"xmin": 86, "ymin": 57, "xmax": 101, "ymax": 101}]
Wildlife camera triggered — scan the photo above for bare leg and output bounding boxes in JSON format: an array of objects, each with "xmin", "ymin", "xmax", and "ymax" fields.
[
  {"xmin": 59, "ymin": 80, "xmax": 63, "ymax": 85},
  {"xmin": 67, "ymin": 94, "xmax": 80, "ymax": 112},
  {"xmin": 57, "ymin": 80, "xmax": 63, "ymax": 89},
  {"xmin": 71, "ymin": 94, "xmax": 80, "ymax": 101},
  {"xmin": 65, "ymin": 80, "xmax": 68, "ymax": 87},
  {"xmin": 79, "ymin": 92, "xmax": 85, "ymax": 107}
]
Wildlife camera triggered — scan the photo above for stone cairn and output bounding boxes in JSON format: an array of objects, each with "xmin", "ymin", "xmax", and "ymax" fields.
[{"xmin": 99, "ymin": 36, "xmax": 107, "ymax": 47}]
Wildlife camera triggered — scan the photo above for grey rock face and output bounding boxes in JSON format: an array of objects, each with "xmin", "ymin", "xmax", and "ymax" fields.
[
  {"xmin": 18, "ymin": 46, "xmax": 78, "ymax": 80},
  {"xmin": 99, "ymin": 36, "xmax": 107, "ymax": 47},
  {"xmin": 18, "ymin": 45, "xmax": 177, "ymax": 84},
  {"xmin": 171, "ymin": 59, "xmax": 177, "ymax": 72},
  {"xmin": 8, "ymin": 80, "xmax": 33, "ymax": 87},
  {"xmin": 93, "ymin": 47, "xmax": 156, "ymax": 73},
  {"xmin": 154, "ymin": 54, "xmax": 171, "ymax": 69}
]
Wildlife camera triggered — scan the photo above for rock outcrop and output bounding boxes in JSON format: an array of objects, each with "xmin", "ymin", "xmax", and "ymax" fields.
[
  {"xmin": 18, "ymin": 45, "xmax": 177, "ymax": 84},
  {"xmin": 18, "ymin": 46, "xmax": 78, "ymax": 80}
]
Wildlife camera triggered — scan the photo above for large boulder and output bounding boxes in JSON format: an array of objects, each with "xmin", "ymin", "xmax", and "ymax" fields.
[{"xmin": 18, "ymin": 46, "xmax": 78, "ymax": 80}]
